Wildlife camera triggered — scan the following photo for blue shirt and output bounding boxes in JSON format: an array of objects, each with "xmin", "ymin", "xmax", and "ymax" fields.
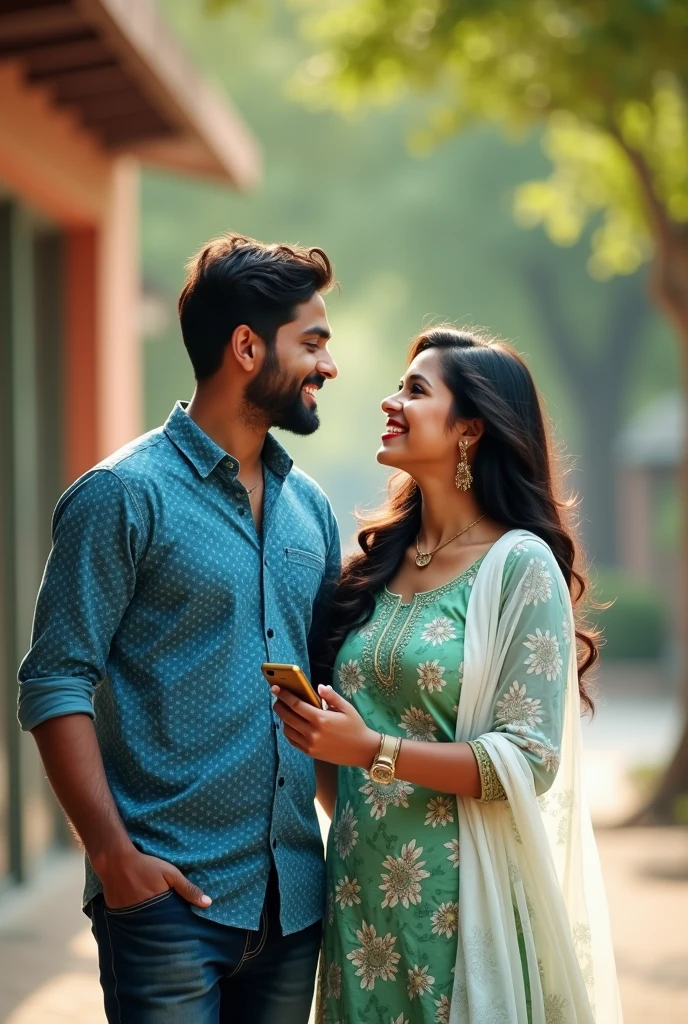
[{"xmin": 18, "ymin": 402, "xmax": 341, "ymax": 934}]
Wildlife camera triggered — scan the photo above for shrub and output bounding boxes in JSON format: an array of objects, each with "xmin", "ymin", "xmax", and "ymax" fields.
[{"xmin": 592, "ymin": 568, "xmax": 669, "ymax": 661}]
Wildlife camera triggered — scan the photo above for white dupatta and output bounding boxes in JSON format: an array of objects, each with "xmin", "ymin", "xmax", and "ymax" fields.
[{"xmin": 452, "ymin": 530, "xmax": 622, "ymax": 1024}]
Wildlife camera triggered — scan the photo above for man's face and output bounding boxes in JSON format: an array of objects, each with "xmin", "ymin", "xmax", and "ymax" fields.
[{"xmin": 245, "ymin": 292, "xmax": 337, "ymax": 435}]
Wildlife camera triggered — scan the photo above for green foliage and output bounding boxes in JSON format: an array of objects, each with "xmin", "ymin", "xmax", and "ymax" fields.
[
  {"xmin": 202, "ymin": 0, "xmax": 247, "ymax": 12},
  {"xmin": 515, "ymin": 81, "xmax": 688, "ymax": 279},
  {"xmin": 151, "ymin": 0, "xmax": 678, "ymax": 539},
  {"xmin": 594, "ymin": 567, "xmax": 669, "ymax": 660},
  {"xmin": 212, "ymin": 0, "xmax": 688, "ymax": 279},
  {"xmin": 672, "ymin": 793, "xmax": 688, "ymax": 825},
  {"xmin": 628, "ymin": 762, "xmax": 663, "ymax": 799}
]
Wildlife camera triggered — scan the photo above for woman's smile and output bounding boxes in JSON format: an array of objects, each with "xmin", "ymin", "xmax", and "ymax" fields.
[{"xmin": 381, "ymin": 418, "xmax": 408, "ymax": 442}]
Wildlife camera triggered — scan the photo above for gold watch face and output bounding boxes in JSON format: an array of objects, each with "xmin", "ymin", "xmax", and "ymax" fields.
[{"xmin": 370, "ymin": 761, "xmax": 394, "ymax": 785}]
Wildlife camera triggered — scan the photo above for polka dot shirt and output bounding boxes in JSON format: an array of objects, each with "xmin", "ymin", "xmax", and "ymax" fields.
[{"xmin": 18, "ymin": 402, "xmax": 341, "ymax": 935}]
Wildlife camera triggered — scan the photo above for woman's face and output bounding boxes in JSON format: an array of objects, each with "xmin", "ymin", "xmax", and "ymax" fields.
[{"xmin": 377, "ymin": 347, "xmax": 479, "ymax": 477}]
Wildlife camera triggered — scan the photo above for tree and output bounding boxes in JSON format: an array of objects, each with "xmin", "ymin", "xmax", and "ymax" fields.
[
  {"xmin": 209, "ymin": 0, "xmax": 688, "ymax": 820},
  {"xmin": 521, "ymin": 261, "xmax": 649, "ymax": 564}
]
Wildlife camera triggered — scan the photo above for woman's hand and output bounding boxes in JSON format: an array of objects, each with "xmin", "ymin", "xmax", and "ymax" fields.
[{"xmin": 271, "ymin": 685, "xmax": 380, "ymax": 769}]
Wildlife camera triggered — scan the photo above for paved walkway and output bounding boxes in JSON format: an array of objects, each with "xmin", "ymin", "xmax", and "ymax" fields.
[
  {"xmin": 0, "ymin": 828, "xmax": 686, "ymax": 1023},
  {"xmin": 0, "ymin": 854, "xmax": 104, "ymax": 1024}
]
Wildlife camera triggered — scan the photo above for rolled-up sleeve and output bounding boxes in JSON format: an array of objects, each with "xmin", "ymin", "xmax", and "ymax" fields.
[{"xmin": 18, "ymin": 469, "xmax": 143, "ymax": 731}]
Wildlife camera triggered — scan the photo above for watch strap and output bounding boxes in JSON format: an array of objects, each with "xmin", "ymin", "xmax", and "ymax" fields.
[
  {"xmin": 379, "ymin": 733, "xmax": 399, "ymax": 764},
  {"xmin": 372, "ymin": 734, "xmax": 401, "ymax": 775}
]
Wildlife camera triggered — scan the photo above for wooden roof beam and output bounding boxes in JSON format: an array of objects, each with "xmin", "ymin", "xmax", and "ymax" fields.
[
  {"xmin": 97, "ymin": 117, "xmax": 174, "ymax": 147},
  {"xmin": 0, "ymin": 6, "xmax": 82, "ymax": 45},
  {"xmin": 0, "ymin": 38, "xmax": 110, "ymax": 75},
  {"xmin": 56, "ymin": 87, "xmax": 144, "ymax": 120},
  {"xmin": 76, "ymin": 0, "xmax": 260, "ymax": 187},
  {"xmin": 31, "ymin": 64, "xmax": 128, "ymax": 99}
]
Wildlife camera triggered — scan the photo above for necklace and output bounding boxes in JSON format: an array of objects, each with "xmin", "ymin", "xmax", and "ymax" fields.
[
  {"xmin": 415, "ymin": 513, "xmax": 486, "ymax": 568},
  {"xmin": 245, "ymin": 476, "xmax": 261, "ymax": 496}
]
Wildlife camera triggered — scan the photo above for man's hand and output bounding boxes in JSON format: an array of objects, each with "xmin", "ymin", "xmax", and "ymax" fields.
[
  {"xmin": 95, "ymin": 846, "xmax": 212, "ymax": 910},
  {"xmin": 30, "ymin": 716, "xmax": 212, "ymax": 911}
]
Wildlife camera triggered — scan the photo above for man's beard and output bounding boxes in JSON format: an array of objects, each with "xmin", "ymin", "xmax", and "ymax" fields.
[{"xmin": 244, "ymin": 347, "xmax": 321, "ymax": 436}]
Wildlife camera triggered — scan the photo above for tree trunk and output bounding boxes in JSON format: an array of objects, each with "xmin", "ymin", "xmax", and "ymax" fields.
[
  {"xmin": 628, "ymin": 291, "xmax": 688, "ymax": 823},
  {"xmin": 620, "ymin": 145, "xmax": 688, "ymax": 823},
  {"xmin": 521, "ymin": 262, "xmax": 648, "ymax": 565}
]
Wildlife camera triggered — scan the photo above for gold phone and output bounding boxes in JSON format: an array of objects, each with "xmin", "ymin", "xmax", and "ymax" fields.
[{"xmin": 261, "ymin": 663, "xmax": 322, "ymax": 709}]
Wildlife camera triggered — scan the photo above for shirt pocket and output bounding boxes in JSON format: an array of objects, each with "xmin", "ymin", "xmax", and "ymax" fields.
[
  {"xmin": 285, "ymin": 547, "xmax": 326, "ymax": 574},
  {"xmin": 284, "ymin": 547, "xmax": 326, "ymax": 610}
]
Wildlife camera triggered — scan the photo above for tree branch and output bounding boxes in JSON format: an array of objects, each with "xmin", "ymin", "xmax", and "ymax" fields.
[
  {"xmin": 609, "ymin": 126, "xmax": 688, "ymax": 338},
  {"xmin": 610, "ymin": 130, "xmax": 676, "ymax": 254}
]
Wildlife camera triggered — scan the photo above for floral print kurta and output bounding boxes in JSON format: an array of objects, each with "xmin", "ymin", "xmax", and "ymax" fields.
[{"xmin": 318, "ymin": 543, "xmax": 568, "ymax": 1024}]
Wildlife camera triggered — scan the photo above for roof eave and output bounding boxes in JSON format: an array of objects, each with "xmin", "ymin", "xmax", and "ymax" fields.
[{"xmin": 76, "ymin": 0, "xmax": 261, "ymax": 188}]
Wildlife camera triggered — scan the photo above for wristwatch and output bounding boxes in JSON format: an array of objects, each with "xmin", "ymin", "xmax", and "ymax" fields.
[{"xmin": 369, "ymin": 734, "xmax": 402, "ymax": 785}]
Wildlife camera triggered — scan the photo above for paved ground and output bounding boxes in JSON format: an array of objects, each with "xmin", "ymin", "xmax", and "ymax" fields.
[
  {"xmin": 599, "ymin": 827, "xmax": 688, "ymax": 1023},
  {"xmin": 1, "ymin": 668, "xmax": 683, "ymax": 1022},
  {"xmin": 0, "ymin": 853, "xmax": 105, "ymax": 1024},
  {"xmin": 0, "ymin": 827, "xmax": 686, "ymax": 1023}
]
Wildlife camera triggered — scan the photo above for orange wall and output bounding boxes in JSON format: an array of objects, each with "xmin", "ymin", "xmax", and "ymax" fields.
[
  {"xmin": 0, "ymin": 63, "xmax": 143, "ymax": 482},
  {"xmin": 65, "ymin": 230, "xmax": 99, "ymax": 482},
  {"xmin": 98, "ymin": 158, "xmax": 141, "ymax": 463},
  {"xmin": 0, "ymin": 65, "xmax": 110, "ymax": 225}
]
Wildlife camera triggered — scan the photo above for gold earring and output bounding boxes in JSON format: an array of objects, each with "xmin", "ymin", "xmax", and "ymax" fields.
[{"xmin": 455, "ymin": 439, "xmax": 472, "ymax": 491}]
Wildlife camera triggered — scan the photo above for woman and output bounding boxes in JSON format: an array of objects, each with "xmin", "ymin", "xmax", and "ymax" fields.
[{"xmin": 272, "ymin": 327, "xmax": 621, "ymax": 1024}]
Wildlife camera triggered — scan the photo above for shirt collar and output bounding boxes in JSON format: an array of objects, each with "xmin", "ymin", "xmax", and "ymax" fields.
[
  {"xmin": 164, "ymin": 402, "xmax": 293, "ymax": 481},
  {"xmin": 262, "ymin": 432, "xmax": 293, "ymax": 479},
  {"xmin": 164, "ymin": 402, "xmax": 229, "ymax": 479}
]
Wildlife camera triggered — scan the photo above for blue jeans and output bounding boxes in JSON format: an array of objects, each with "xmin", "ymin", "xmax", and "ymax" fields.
[{"xmin": 87, "ymin": 871, "xmax": 321, "ymax": 1023}]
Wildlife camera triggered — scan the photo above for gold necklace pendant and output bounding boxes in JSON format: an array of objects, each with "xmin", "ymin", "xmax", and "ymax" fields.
[{"xmin": 415, "ymin": 513, "xmax": 486, "ymax": 569}]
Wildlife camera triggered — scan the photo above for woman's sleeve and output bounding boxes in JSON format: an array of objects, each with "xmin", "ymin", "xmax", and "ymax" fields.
[{"xmin": 469, "ymin": 541, "xmax": 569, "ymax": 801}]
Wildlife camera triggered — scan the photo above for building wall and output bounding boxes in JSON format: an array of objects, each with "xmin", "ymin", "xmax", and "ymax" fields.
[
  {"xmin": 0, "ymin": 63, "xmax": 142, "ymax": 473},
  {"xmin": 0, "ymin": 202, "xmax": 63, "ymax": 884},
  {"xmin": 0, "ymin": 69, "xmax": 143, "ymax": 889}
]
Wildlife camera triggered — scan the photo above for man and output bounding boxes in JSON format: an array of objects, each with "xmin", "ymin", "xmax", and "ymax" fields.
[{"xmin": 17, "ymin": 234, "xmax": 340, "ymax": 1023}]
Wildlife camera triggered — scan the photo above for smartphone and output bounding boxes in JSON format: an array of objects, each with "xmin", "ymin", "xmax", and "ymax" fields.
[{"xmin": 261, "ymin": 663, "xmax": 322, "ymax": 709}]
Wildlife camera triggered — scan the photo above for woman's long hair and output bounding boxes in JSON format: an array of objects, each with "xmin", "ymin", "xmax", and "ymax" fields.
[{"xmin": 316, "ymin": 327, "xmax": 598, "ymax": 713}]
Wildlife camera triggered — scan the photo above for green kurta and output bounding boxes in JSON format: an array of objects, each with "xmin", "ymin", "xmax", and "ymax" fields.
[{"xmin": 318, "ymin": 544, "xmax": 568, "ymax": 1024}]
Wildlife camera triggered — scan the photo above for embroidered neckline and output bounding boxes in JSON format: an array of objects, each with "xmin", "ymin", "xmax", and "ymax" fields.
[
  {"xmin": 383, "ymin": 554, "xmax": 486, "ymax": 609},
  {"xmin": 363, "ymin": 555, "xmax": 485, "ymax": 695}
]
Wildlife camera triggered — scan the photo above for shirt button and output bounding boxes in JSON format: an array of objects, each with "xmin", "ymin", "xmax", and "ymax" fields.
[
  {"xmin": 272, "ymin": 838, "xmax": 277, "ymax": 850},
  {"xmin": 267, "ymin": 628, "xmax": 274, "ymax": 639},
  {"xmin": 278, "ymin": 776, "xmax": 285, "ymax": 787},
  {"xmin": 238, "ymin": 508, "xmax": 246, "ymax": 516}
]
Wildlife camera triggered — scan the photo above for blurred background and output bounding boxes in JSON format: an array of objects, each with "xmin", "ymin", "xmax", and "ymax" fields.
[{"xmin": 0, "ymin": 1, "xmax": 686, "ymax": 1021}]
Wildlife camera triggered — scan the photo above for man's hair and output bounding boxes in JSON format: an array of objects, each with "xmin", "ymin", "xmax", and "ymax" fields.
[{"xmin": 178, "ymin": 232, "xmax": 334, "ymax": 380}]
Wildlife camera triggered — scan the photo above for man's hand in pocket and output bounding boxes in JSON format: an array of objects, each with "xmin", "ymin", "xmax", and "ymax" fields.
[{"xmin": 95, "ymin": 846, "xmax": 212, "ymax": 910}]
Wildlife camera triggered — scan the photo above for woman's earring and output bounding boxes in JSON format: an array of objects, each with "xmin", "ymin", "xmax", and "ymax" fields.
[{"xmin": 455, "ymin": 440, "xmax": 472, "ymax": 491}]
